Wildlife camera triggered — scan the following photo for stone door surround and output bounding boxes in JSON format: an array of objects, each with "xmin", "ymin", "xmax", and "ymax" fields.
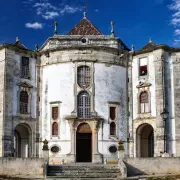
[{"xmin": 66, "ymin": 116, "xmax": 103, "ymax": 163}]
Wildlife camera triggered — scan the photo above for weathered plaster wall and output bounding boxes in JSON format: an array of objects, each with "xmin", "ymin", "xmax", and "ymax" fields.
[
  {"xmin": 40, "ymin": 45, "xmax": 128, "ymax": 162},
  {"xmin": 0, "ymin": 158, "xmax": 45, "ymax": 177},
  {"xmin": 40, "ymin": 36, "xmax": 124, "ymax": 51},
  {"xmin": 41, "ymin": 63, "xmax": 74, "ymax": 156},
  {"xmin": 132, "ymin": 53, "xmax": 156, "ymax": 119},
  {"xmin": 130, "ymin": 51, "xmax": 158, "ymax": 157},
  {"xmin": 170, "ymin": 52, "xmax": 180, "ymax": 156},
  {"xmin": 94, "ymin": 63, "xmax": 127, "ymax": 155},
  {"xmin": 3, "ymin": 48, "xmax": 37, "ymax": 157},
  {"xmin": 8, "ymin": 50, "xmax": 37, "ymax": 118},
  {"xmin": 0, "ymin": 49, "xmax": 5, "ymax": 157},
  {"xmin": 130, "ymin": 49, "xmax": 177, "ymax": 157},
  {"xmin": 130, "ymin": 49, "xmax": 168, "ymax": 157},
  {"xmin": 124, "ymin": 158, "xmax": 180, "ymax": 176}
]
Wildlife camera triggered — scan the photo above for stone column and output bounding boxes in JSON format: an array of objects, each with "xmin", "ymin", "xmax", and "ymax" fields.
[
  {"xmin": 69, "ymin": 121, "xmax": 76, "ymax": 162},
  {"xmin": 92, "ymin": 121, "xmax": 102, "ymax": 163},
  {"xmin": 154, "ymin": 54, "xmax": 165, "ymax": 156}
]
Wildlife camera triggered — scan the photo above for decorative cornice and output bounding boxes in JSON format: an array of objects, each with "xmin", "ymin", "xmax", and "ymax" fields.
[
  {"xmin": 108, "ymin": 101, "xmax": 120, "ymax": 105},
  {"xmin": 65, "ymin": 115, "xmax": 103, "ymax": 121},
  {"xmin": 0, "ymin": 43, "xmax": 37, "ymax": 54},
  {"xmin": 136, "ymin": 82, "xmax": 151, "ymax": 88},
  {"xmin": 17, "ymin": 81, "xmax": 33, "ymax": 88},
  {"xmin": 49, "ymin": 101, "xmax": 62, "ymax": 104},
  {"xmin": 132, "ymin": 44, "xmax": 180, "ymax": 56}
]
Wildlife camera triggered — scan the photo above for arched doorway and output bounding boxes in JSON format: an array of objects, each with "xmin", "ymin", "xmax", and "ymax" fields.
[
  {"xmin": 76, "ymin": 123, "xmax": 92, "ymax": 162},
  {"xmin": 136, "ymin": 123, "xmax": 154, "ymax": 157},
  {"xmin": 14, "ymin": 124, "xmax": 32, "ymax": 158}
]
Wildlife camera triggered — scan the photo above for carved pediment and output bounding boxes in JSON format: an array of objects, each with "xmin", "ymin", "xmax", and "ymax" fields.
[
  {"xmin": 136, "ymin": 82, "xmax": 151, "ymax": 88},
  {"xmin": 17, "ymin": 81, "xmax": 33, "ymax": 88}
]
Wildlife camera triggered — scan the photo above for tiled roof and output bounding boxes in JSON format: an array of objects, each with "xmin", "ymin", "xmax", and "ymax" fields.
[
  {"xmin": 142, "ymin": 42, "xmax": 158, "ymax": 51},
  {"xmin": 132, "ymin": 40, "xmax": 161, "ymax": 55},
  {"xmin": 12, "ymin": 40, "xmax": 27, "ymax": 50},
  {"xmin": 68, "ymin": 18, "xmax": 102, "ymax": 35}
]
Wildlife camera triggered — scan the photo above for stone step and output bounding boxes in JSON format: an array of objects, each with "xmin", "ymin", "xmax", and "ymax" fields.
[
  {"xmin": 47, "ymin": 164, "xmax": 121, "ymax": 179},
  {"xmin": 47, "ymin": 170, "xmax": 120, "ymax": 173},
  {"xmin": 46, "ymin": 178, "xmax": 121, "ymax": 180},
  {"xmin": 48, "ymin": 165, "xmax": 119, "ymax": 170},
  {"xmin": 47, "ymin": 172, "xmax": 120, "ymax": 177}
]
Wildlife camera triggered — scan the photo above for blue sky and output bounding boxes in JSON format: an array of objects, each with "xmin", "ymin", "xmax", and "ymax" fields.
[{"xmin": 0, "ymin": 0, "xmax": 179, "ymax": 50}]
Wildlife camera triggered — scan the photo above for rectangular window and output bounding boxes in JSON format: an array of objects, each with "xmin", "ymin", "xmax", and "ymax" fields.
[
  {"xmin": 109, "ymin": 105, "xmax": 117, "ymax": 137},
  {"xmin": 110, "ymin": 107, "xmax": 116, "ymax": 120},
  {"xmin": 139, "ymin": 57, "xmax": 147, "ymax": 76},
  {"xmin": 21, "ymin": 57, "xmax": 29, "ymax": 79},
  {"xmin": 52, "ymin": 107, "xmax": 58, "ymax": 120}
]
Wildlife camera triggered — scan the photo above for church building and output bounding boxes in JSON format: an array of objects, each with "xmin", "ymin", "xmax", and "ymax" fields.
[{"xmin": 0, "ymin": 13, "xmax": 180, "ymax": 163}]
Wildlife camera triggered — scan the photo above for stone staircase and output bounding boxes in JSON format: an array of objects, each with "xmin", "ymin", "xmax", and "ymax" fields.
[{"xmin": 46, "ymin": 163, "xmax": 122, "ymax": 179}]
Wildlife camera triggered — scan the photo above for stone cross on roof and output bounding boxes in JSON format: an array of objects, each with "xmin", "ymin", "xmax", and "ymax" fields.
[{"xmin": 83, "ymin": 1, "xmax": 87, "ymax": 19}]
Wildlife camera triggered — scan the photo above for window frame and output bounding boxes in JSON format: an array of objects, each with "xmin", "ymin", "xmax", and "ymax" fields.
[
  {"xmin": 139, "ymin": 57, "xmax": 148, "ymax": 77},
  {"xmin": 77, "ymin": 91, "xmax": 91, "ymax": 118},
  {"xmin": 52, "ymin": 122, "xmax": 59, "ymax": 136},
  {"xmin": 139, "ymin": 91, "xmax": 149, "ymax": 114},
  {"xmin": 77, "ymin": 65, "xmax": 91, "ymax": 89},
  {"xmin": 21, "ymin": 57, "xmax": 30, "ymax": 79},
  {"xmin": 49, "ymin": 102, "xmax": 61, "ymax": 139},
  {"xmin": 108, "ymin": 103, "xmax": 119, "ymax": 137},
  {"xmin": 110, "ymin": 122, "xmax": 116, "ymax": 136},
  {"xmin": 19, "ymin": 90, "xmax": 29, "ymax": 114},
  {"xmin": 52, "ymin": 107, "xmax": 59, "ymax": 120}
]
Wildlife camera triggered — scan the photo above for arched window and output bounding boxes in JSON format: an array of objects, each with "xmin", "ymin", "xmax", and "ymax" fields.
[
  {"xmin": 140, "ymin": 91, "xmax": 149, "ymax": 113},
  {"xmin": 110, "ymin": 122, "xmax": 116, "ymax": 136},
  {"xmin": 52, "ymin": 122, "xmax": 58, "ymax": 136},
  {"xmin": 77, "ymin": 91, "xmax": 91, "ymax": 118},
  {"xmin": 77, "ymin": 66, "xmax": 91, "ymax": 88},
  {"xmin": 20, "ymin": 91, "xmax": 28, "ymax": 113}
]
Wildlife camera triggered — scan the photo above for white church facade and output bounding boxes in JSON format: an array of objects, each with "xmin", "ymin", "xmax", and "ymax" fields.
[{"xmin": 0, "ymin": 15, "xmax": 180, "ymax": 163}]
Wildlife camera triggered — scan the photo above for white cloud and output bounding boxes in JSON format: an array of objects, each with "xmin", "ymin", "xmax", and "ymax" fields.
[
  {"xmin": 175, "ymin": 29, "xmax": 180, "ymax": 35},
  {"xmin": 23, "ymin": 0, "xmax": 34, "ymax": 4},
  {"xmin": 42, "ymin": 11, "xmax": 59, "ymax": 19},
  {"xmin": 25, "ymin": 22, "xmax": 43, "ymax": 29},
  {"xmin": 172, "ymin": 11, "xmax": 180, "ymax": 17},
  {"xmin": 174, "ymin": 39, "xmax": 180, "ymax": 45},
  {"xmin": 169, "ymin": 0, "xmax": 180, "ymax": 26},
  {"xmin": 169, "ymin": 0, "xmax": 180, "ymax": 44},
  {"xmin": 27, "ymin": 0, "xmax": 82, "ymax": 20},
  {"xmin": 94, "ymin": 9, "xmax": 100, "ymax": 12},
  {"xmin": 171, "ymin": 17, "xmax": 180, "ymax": 26},
  {"xmin": 33, "ymin": 2, "xmax": 57, "ymax": 11},
  {"xmin": 60, "ymin": 5, "xmax": 82, "ymax": 15}
]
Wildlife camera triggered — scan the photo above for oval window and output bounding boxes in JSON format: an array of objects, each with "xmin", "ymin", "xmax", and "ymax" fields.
[
  {"xmin": 51, "ymin": 146, "xmax": 60, "ymax": 153},
  {"xmin": 109, "ymin": 145, "xmax": 117, "ymax": 154},
  {"xmin": 81, "ymin": 38, "xmax": 87, "ymax": 43}
]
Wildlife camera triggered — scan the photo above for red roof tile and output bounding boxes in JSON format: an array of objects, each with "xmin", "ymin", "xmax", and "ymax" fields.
[{"xmin": 68, "ymin": 18, "xmax": 102, "ymax": 35}]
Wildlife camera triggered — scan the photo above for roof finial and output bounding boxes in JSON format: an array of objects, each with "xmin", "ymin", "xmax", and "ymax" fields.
[
  {"xmin": 83, "ymin": 12, "xmax": 87, "ymax": 19},
  {"xmin": 131, "ymin": 44, "xmax": 134, "ymax": 52},
  {"xmin": 111, "ymin": 21, "xmax": 115, "ymax": 37},
  {"xmin": 54, "ymin": 21, "xmax": 58, "ymax": 35},
  {"xmin": 35, "ymin": 44, "xmax": 39, "ymax": 51},
  {"xmin": 16, "ymin": 37, "xmax": 19, "ymax": 42},
  {"xmin": 83, "ymin": 1, "xmax": 87, "ymax": 19},
  {"xmin": 149, "ymin": 38, "xmax": 152, "ymax": 43}
]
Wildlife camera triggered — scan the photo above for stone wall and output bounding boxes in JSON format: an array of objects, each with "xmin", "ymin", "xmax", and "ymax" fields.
[
  {"xmin": 0, "ymin": 158, "xmax": 45, "ymax": 177},
  {"xmin": 0, "ymin": 49, "xmax": 5, "ymax": 157},
  {"xmin": 124, "ymin": 158, "xmax": 180, "ymax": 176}
]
